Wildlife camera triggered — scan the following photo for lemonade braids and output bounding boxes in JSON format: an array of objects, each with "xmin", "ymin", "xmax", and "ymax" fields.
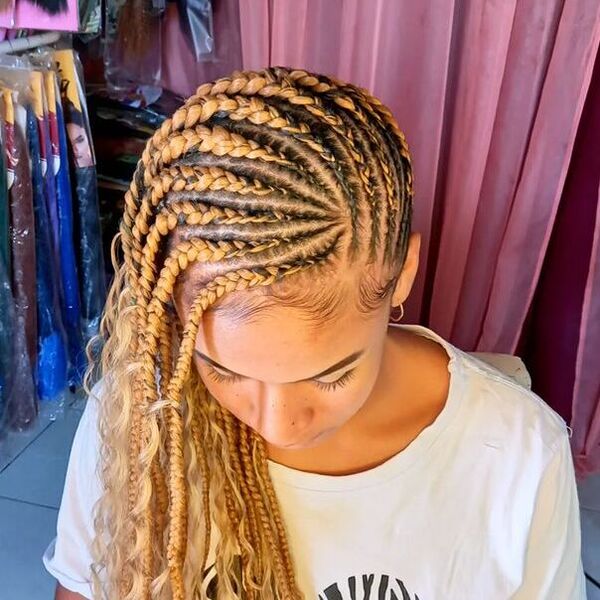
[{"xmin": 92, "ymin": 67, "xmax": 413, "ymax": 600}]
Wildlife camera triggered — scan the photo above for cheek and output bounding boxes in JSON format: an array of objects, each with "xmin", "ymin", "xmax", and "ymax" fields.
[
  {"xmin": 327, "ymin": 371, "xmax": 378, "ymax": 420},
  {"xmin": 317, "ymin": 359, "xmax": 383, "ymax": 430},
  {"xmin": 194, "ymin": 361, "xmax": 243, "ymax": 410},
  {"xmin": 194, "ymin": 361, "xmax": 259, "ymax": 429},
  {"xmin": 193, "ymin": 358, "xmax": 381, "ymax": 436}
]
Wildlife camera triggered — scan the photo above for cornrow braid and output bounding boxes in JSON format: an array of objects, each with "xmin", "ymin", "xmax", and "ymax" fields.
[{"xmin": 93, "ymin": 67, "xmax": 413, "ymax": 600}]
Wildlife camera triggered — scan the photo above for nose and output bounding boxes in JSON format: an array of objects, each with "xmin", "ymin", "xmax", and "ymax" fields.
[{"xmin": 253, "ymin": 383, "xmax": 313, "ymax": 447}]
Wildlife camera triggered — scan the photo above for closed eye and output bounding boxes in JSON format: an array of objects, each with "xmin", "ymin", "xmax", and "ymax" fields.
[
  {"xmin": 313, "ymin": 369, "xmax": 356, "ymax": 392},
  {"xmin": 204, "ymin": 364, "xmax": 357, "ymax": 392},
  {"xmin": 205, "ymin": 365, "xmax": 243, "ymax": 385}
]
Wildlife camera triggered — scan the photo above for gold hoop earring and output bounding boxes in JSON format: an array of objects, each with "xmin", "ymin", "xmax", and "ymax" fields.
[{"xmin": 390, "ymin": 303, "xmax": 404, "ymax": 323}]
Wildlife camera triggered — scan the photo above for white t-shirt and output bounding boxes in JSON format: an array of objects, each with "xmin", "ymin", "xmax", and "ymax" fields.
[{"xmin": 43, "ymin": 325, "xmax": 586, "ymax": 599}]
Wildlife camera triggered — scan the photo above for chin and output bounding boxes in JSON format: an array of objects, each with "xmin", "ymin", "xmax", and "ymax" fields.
[{"xmin": 267, "ymin": 427, "xmax": 335, "ymax": 451}]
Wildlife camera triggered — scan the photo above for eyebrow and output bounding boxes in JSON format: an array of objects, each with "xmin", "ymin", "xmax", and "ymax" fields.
[{"xmin": 194, "ymin": 349, "xmax": 365, "ymax": 382}]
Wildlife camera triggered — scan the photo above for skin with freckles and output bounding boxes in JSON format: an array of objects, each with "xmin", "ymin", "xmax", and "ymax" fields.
[{"xmin": 176, "ymin": 232, "xmax": 451, "ymax": 476}]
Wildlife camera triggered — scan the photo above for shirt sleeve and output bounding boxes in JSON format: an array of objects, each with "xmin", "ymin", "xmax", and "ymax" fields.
[
  {"xmin": 512, "ymin": 429, "xmax": 587, "ymax": 599},
  {"xmin": 42, "ymin": 393, "xmax": 103, "ymax": 599}
]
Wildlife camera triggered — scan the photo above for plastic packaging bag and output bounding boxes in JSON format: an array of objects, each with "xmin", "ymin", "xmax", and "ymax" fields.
[
  {"xmin": 28, "ymin": 50, "xmax": 86, "ymax": 386},
  {"xmin": 0, "ymin": 119, "xmax": 9, "ymax": 273},
  {"xmin": 53, "ymin": 71, "xmax": 87, "ymax": 387},
  {"xmin": 176, "ymin": 0, "xmax": 214, "ymax": 61},
  {"xmin": 0, "ymin": 253, "xmax": 36, "ymax": 434},
  {"xmin": 31, "ymin": 70, "xmax": 60, "ymax": 256},
  {"xmin": 1, "ymin": 86, "xmax": 38, "ymax": 377},
  {"xmin": 55, "ymin": 49, "xmax": 106, "ymax": 341},
  {"xmin": 0, "ymin": 79, "xmax": 38, "ymax": 430},
  {"xmin": 26, "ymin": 97, "xmax": 68, "ymax": 404},
  {"xmin": 104, "ymin": 0, "xmax": 163, "ymax": 97}
]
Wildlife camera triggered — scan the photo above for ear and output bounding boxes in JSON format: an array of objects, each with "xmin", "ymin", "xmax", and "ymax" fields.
[{"xmin": 392, "ymin": 232, "xmax": 421, "ymax": 307}]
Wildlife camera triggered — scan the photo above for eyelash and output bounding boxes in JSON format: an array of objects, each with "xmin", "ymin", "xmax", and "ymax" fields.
[
  {"xmin": 205, "ymin": 366, "xmax": 356, "ymax": 392},
  {"xmin": 313, "ymin": 369, "xmax": 357, "ymax": 392},
  {"xmin": 206, "ymin": 367, "xmax": 242, "ymax": 385}
]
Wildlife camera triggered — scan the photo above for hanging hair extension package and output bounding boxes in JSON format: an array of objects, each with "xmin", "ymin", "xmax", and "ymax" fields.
[
  {"xmin": 29, "ymin": 67, "xmax": 70, "ymax": 408},
  {"xmin": 0, "ymin": 254, "xmax": 37, "ymax": 465},
  {"xmin": 30, "ymin": 49, "xmax": 87, "ymax": 388},
  {"xmin": 0, "ymin": 55, "xmax": 70, "ymax": 420},
  {"xmin": 0, "ymin": 88, "xmax": 8, "ymax": 277},
  {"xmin": 54, "ymin": 48, "xmax": 107, "ymax": 343},
  {"xmin": 104, "ymin": 0, "xmax": 164, "ymax": 101},
  {"xmin": 0, "ymin": 61, "xmax": 37, "ymax": 445},
  {"xmin": 0, "ymin": 58, "xmax": 39, "ymax": 432}
]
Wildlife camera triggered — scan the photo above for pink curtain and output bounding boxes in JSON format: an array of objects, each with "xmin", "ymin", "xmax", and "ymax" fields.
[
  {"xmin": 521, "ymin": 53, "xmax": 600, "ymax": 479},
  {"xmin": 574, "ymin": 182, "xmax": 600, "ymax": 477},
  {"xmin": 161, "ymin": 0, "xmax": 600, "ymax": 476}
]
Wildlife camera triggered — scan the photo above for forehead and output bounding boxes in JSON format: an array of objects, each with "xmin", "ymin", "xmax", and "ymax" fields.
[
  {"xmin": 195, "ymin": 296, "xmax": 384, "ymax": 383},
  {"xmin": 169, "ymin": 231, "xmax": 391, "ymax": 381},
  {"xmin": 174, "ymin": 246, "xmax": 356, "ymax": 317}
]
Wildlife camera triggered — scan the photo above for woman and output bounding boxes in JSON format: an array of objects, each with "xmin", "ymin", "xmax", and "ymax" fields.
[{"xmin": 45, "ymin": 67, "xmax": 585, "ymax": 599}]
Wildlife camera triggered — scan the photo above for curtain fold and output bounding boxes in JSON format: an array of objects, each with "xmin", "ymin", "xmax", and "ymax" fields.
[
  {"xmin": 448, "ymin": 0, "xmax": 564, "ymax": 350},
  {"xmin": 520, "ymin": 49, "xmax": 600, "ymax": 480},
  {"xmin": 238, "ymin": 0, "xmax": 271, "ymax": 70},
  {"xmin": 573, "ymin": 183, "xmax": 600, "ymax": 478},
  {"xmin": 477, "ymin": 0, "xmax": 600, "ymax": 353}
]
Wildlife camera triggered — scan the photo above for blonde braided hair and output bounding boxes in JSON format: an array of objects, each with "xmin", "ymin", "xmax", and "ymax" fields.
[{"xmin": 89, "ymin": 67, "xmax": 413, "ymax": 600}]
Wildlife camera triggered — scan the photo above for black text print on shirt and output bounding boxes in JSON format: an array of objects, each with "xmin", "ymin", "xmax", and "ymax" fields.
[{"xmin": 318, "ymin": 573, "xmax": 420, "ymax": 600}]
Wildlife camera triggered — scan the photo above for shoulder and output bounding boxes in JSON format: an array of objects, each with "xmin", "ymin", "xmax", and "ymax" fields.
[
  {"xmin": 43, "ymin": 380, "xmax": 105, "ymax": 597},
  {"xmin": 66, "ymin": 379, "xmax": 105, "ymax": 488},
  {"xmin": 455, "ymin": 348, "xmax": 569, "ymax": 464},
  {"xmin": 398, "ymin": 325, "xmax": 569, "ymax": 462},
  {"xmin": 74, "ymin": 380, "xmax": 103, "ymax": 446},
  {"xmin": 56, "ymin": 379, "xmax": 105, "ymax": 502}
]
